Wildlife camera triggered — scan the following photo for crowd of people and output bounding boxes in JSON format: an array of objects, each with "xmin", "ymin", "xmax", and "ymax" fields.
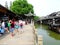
[{"xmin": 0, "ymin": 19, "xmax": 26, "ymax": 37}]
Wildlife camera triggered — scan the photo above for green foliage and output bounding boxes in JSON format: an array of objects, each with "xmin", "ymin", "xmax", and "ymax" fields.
[
  {"xmin": 34, "ymin": 23, "xmax": 40, "ymax": 28},
  {"xmin": 34, "ymin": 16, "xmax": 40, "ymax": 21},
  {"xmin": 10, "ymin": 0, "xmax": 34, "ymax": 15}
]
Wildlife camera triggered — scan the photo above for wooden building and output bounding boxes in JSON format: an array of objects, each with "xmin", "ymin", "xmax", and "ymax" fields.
[{"xmin": 0, "ymin": 4, "xmax": 16, "ymax": 21}]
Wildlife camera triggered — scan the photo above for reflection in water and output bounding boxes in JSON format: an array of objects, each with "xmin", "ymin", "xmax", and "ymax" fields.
[
  {"xmin": 48, "ymin": 31, "xmax": 60, "ymax": 40},
  {"xmin": 41, "ymin": 24, "xmax": 60, "ymax": 40},
  {"xmin": 35, "ymin": 24, "xmax": 60, "ymax": 45}
]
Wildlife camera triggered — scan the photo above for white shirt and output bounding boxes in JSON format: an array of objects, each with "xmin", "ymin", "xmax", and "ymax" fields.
[{"xmin": 2, "ymin": 22, "xmax": 5, "ymax": 27}]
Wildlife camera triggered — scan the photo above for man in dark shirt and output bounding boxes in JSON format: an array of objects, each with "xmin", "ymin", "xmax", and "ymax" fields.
[{"xmin": 5, "ymin": 21, "xmax": 9, "ymax": 33}]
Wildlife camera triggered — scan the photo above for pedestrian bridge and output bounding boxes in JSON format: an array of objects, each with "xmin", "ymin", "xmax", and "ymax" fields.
[
  {"xmin": 0, "ymin": 24, "xmax": 43, "ymax": 45},
  {"xmin": 0, "ymin": 24, "xmax": 35, "ymax": 45}
]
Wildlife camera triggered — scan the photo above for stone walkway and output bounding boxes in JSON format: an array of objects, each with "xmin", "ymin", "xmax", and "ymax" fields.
[{"xmin": 0, "ymin": 24, "xmax": 35, "ymax": 45}]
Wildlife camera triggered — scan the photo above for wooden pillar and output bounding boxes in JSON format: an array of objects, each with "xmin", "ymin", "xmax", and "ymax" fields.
[{"xmin": 41, "ymin": 20, "xmax": 42, "ymax": 24}]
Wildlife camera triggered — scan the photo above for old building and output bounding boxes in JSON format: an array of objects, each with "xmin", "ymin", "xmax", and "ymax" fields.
[{"xmin": 0, "ymin": 4, "xmax": 16, "ymax": 21}]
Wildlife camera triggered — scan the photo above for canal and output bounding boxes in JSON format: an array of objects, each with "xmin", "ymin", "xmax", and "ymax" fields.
[{"xmin": 35, "ymin": 24, "xmax": 60, "ymax": 45}]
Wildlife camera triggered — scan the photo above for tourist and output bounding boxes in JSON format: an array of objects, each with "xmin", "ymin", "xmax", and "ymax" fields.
[
  {"xmin": 0, "ymin": 27, "xmax": 4, "ymax": 35},
  {"xmin": 8, "ymin": 20, "xmax": 11, "ymax": 31},
  {"xmin": 0, "ymin": 20, "xmax": 4, "ymax": 35},
  {"xmin": 20, "ymin": 20, "xmax": 24, "ymax": 33},
  {"xmin": 1, "ymin": 20, "xmax": 5, "ymax": 30},
  {"xmin": 23, "ymin": 21, "xmax": 25, "ymax": 25},
  {"xmin": 20, "ymin": 22, "xmax": 23, "ymax": 29},
  {"xmin": 19, "ymin": 20, "xmax": 22, "ymax": 28},
  {"xmin": 5, "ymin": 20, "xmax": 9, "ymax": 33},
  {"xmin": 1, "ymin": 20, "xmax": 5, "ymax": 34},
  {"xmin": 0, "ymin": 20, "xmax": 1, "ymax": 34},
  {"xmin": 18, "ymin": 20, "xmax": 23, "ymax": 33},
  {"xmin": 10, "ymin": 20, "xmax": 15, "ymax": 37},
  {"xmin": 25, "ymin": 20, "xmax": 28, "ymax": 25},
  {"xmin": 15, "ymin": 20, "xmax": 19, "ymax": 33}
]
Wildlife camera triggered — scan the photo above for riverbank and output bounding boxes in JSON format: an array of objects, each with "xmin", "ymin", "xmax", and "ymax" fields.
[
  {"xmin": 34, "ymin": 23, "xmax": 43, "ymax": 45},
  {"xmin": 37, "ymin": 24, "xmax": 60, "ymax": 45}
]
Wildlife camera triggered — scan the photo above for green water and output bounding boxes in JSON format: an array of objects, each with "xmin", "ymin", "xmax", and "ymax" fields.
[{"xmin": 35, "ymin": 24, "xmax": 60, "ymax": 45}]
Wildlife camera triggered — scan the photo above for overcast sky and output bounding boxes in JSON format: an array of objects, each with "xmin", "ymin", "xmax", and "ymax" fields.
[{"xmin": 0, "ymin": 0, "xmax": 60, "ymax": 17}]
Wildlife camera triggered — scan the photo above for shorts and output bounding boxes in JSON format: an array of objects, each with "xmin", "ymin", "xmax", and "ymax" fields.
[
  {"xmin": 10, "ymin": 28, "xmax": 14, "ymax": 33},
  {"xmin": 15, "ymin": 25, "xmax": 19, "ymax": 29},
  {"xmin": 19, "ymin": 26, "xmax": 21, "ymax": 29}
]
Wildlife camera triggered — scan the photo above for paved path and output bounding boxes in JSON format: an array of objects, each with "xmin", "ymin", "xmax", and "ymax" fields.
[{"xmin": 0, "ymin": 24, "xmax": 35, "ymax": 45}]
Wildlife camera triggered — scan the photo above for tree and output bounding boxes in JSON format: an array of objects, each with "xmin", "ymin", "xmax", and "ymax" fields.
[
  {"xmin": 10, "ymin": 1, "xmax": 13, "ymax": 10},
  {"xmin": 34, "ymin": 16, "xmax": 40, "ymax": 21},
  {"xmin": 10, "ymin": 0, "xmax": 34, "ymax": 15},
  {"xmin": 5, "ymin": 1, "xmax": 8, "ymax": 9}
]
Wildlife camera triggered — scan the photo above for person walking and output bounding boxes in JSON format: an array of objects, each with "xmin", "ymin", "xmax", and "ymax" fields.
[
  {"xmin": 1, "ymin": 20, "xmax": 5, "ymax": 30},
  {"xmin": 0, "ymin": 20, "xmax": 2, "ymax": 35},
  {"xmin": 8, "ymin": 20, "xmax": 11, "ymax": 31},
  {"xmin": 20, "ymin": 20, "xmax": 24, "ymax": 33},
  {"xmin": 15, "ymin": 20, "xmax": 19, "ymax": 33},
  {"xmin": 5, "ymin": 20, "xmax": 9, "ymax": 33},
  {"xmin": 20, "ymin": 22, "xmax": 23, "ymax": 29},
  {"xmin": 10, "ymin": 20, "xmax": 15, "ymax": 37},
  {"xmin": 1, "ymin": 20, "xmax": 5, "ymax": 35},
  {"xmin": 0, "ymin": 20, "xmax": 4, "ymax": 35}
]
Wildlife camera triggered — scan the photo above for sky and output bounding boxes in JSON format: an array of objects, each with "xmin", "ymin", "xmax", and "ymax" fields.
[{"xmin": 0, "ymin": 0, "xmax": 60, "ymax": 17}]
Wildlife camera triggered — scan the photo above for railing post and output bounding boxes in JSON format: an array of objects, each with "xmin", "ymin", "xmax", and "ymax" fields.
[
  {"xmin": 32, "ymin": 21, "xmax": 43, "ymax": 45},
  {"xmin": 38, "ymin": 35, "xmax": 43, "ymax": 45}
]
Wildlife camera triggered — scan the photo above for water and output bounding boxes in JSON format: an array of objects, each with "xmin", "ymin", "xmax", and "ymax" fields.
[{"xmin": 35, "ymin": 24, "xmax": 60, "ymax": 45}]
